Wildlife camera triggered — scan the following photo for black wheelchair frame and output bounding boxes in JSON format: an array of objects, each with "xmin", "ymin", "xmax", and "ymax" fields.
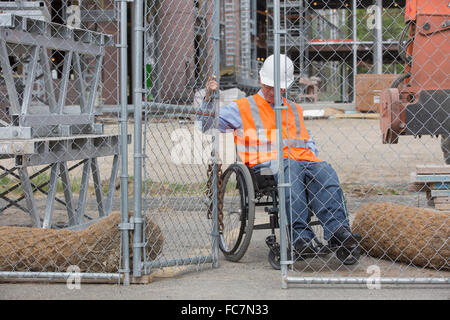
[{"xmin": 218, "ymin": 162, "xmax": 361, "ymax": 270}]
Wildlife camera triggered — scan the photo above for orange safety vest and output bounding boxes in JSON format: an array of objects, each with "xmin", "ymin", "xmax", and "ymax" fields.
[{"xmin": 233, "ymin": 93, "xmax": 321, "ymax": 167}]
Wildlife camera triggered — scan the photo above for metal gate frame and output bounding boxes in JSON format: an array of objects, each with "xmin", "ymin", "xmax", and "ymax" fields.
[
  {"xmin": 271, "ymin": 0, "xmax": 450, "ymax": 289},
  {"xmin": 130, "ymin": 0, "xmax": 221, "ymax": 279}
]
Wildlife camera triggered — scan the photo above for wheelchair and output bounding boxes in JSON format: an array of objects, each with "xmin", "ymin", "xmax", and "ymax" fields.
[{"xmin": 218, "ymin": 162, "xmax": 361, "ymax": 270}]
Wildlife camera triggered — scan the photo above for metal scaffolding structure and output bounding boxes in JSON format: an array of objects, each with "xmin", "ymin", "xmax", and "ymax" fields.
[
  {"xmin": 0, "ymin": 12, "xmax": 122, "ymax": 229},
  {"xmin": 0, "ymin": 13, "xmax": 112, "ymax": 137},
  {"xmin": 266, "ymin": 0, "xmax": 401, "ymax": 103},
  {"xmin": 220, "ymin": 0, "xmax": 260, "ymax": 93}
]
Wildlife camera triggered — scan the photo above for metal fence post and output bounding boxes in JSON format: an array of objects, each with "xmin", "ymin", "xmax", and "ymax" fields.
[
  {"xmin": 132, "ymin": 0, "xmax": 144, "ymax": 278},
  {"xmin": 211, "ymin": 0, "xmax": 221, "ymax": 269},
  {"xmin": 352, "ymin": 0, "xmax": 357, "ymax": 103},
  {"xmin": 374, "ymin": 0, "xmax": 383, "ymax": 74},
  {"xmin": 119, "ymin": 0, "xmax": 130, "ymax": 286},
  {"xmin": 273, "ymin": 0, "xmax": 289, "ymax": 289}
]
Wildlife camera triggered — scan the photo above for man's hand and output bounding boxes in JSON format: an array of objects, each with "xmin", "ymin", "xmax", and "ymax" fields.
[{"xmin": 205, "ymin": 75, "xmax": 218, "ymax": 102}]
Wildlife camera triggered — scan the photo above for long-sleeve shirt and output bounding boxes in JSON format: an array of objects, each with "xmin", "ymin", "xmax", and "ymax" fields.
[{"xmin": 197, "ymin": 89, "xmax": 319, "ymax": 157}]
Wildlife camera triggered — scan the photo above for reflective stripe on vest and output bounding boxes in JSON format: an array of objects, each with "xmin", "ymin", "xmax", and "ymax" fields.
[
  {"xmin": 233, "ymin": 94, "xmax": 321, "ymax": 166},
  {"xmin": 235, "ymin": 138, "xmax": 307, "ymax": 153},
  {"xmin": 287, "ymin": 100, "xmax": 302, "ymax": 139},
  {"xmin": 247, "ymin": 95, "xmax": 270, "ymax": 144}
]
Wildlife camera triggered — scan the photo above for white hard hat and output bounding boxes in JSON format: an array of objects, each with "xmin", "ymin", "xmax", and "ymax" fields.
[{"xmin": 259, "ymin": 54, "xmax": 294, "ymax": 89}]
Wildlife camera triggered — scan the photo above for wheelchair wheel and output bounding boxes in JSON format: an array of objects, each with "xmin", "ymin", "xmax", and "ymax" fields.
[{"xmin": 219, "ymin": 163, "xmax": 255, "ymax": 262}]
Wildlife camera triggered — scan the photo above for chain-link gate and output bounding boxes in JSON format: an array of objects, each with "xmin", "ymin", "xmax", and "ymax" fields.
[
  {"xmin": 0, "ymin": 0, "xmax": 221, "ymax": 285},
  {"xmin": 130, "ymin": 0, "xmax": 221, "ymax": 277},
  {"xmin": 266, "ymin": 0, "xmax": 449, "ymax": 287},
  {"xmin": 0, "ymin": 0, "xmax": 130, "ymax": 283},
  {"xmin": 203, "ymin": 0, "xmax": 448, "ymax": 289}
]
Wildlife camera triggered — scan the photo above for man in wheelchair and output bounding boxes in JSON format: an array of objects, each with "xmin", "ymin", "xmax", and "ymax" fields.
[{"xmin": 199, "ymin": 54, "xmax": 360, "ymax": 267}]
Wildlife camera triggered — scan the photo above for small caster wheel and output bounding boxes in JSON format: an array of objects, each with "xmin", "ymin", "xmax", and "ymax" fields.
[{"xmin": 268, "ymin": 244, "xmax": 281, "ymax": 270}]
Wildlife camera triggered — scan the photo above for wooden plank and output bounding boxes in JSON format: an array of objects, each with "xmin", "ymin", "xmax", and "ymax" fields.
[
  {"xmin": 131, "ymin": 275, "xmax": 153, "ymax": 284},
  {"xmin": 408, "ymin": 182, "xmax": 430, "ymax": 192},
  {"xmin": 432, "ymin": 182, "xmax": 450, "ymax": 190},
  {"xmin": 431, "ymin": 189, "xmax": 450, "ymax": 197},
  {"xmin": 407, "ymin": 182, "xmax": 450, "ymax": 192},
  {"xmin": 433, "ymin": 197, "xmax": 450, "ymax": 204},
  {"xmin": 416, "ymin": 165, "xmax": 450, "ymax": 175},
  {"xmin": 435, "ymin": 203, "xmax": 450, "ymax": 211},
  {"xmin": 409, "ymin": 173, "xmax": 430, "ymax": 192},
  {"xmin": 413, "ymin": 174, "xmax": 450, "ymax": 183},
  {"xmin": 333, "ymin": 113, "xmax": 380, "ymax": 119}
]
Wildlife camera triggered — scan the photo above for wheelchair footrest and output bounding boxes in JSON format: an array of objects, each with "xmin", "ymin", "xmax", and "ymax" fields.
[{"xmin": 254, "ymin": 223, "xmax": 273, "ymax": 230}]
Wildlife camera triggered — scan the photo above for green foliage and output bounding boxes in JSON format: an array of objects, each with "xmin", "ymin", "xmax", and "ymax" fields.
[
  {"xmin": 0, "ymin": 173, "xmax": 84, "ymax": 196},
  {"xmin": 353, "ymin": 8, "xmax": 404, "ymax": 41}
]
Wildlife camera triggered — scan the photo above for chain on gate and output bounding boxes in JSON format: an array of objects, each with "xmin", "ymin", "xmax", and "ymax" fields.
[{"xmin": 206, "ymin": 156, "xmax": 224, "ymax": 232}]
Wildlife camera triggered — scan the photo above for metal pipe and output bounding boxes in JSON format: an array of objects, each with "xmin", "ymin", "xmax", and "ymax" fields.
[
  {"xmin": 97, "ymin": 103, "xmax": 216, "ymax": 117},
  {"xmin": 273, "ymin": 0, "xmax": 289, "ymax": 290},
  {"xmin": 352, "ymin": 0, "xmax": 357, "ymax": 103},
  {"xmin": 142, "ymin": 255, "xmax": 214, "ymax": 270},
  {"xmin": 211, "ymin": 0, "xmax": 221, "ymax": 269},
  {"xmin": 0, "ymin": 272, "xmax": 121, "ymax": 281},
  {"xmin": 286, "ymin": 277, "xmax": 450, "ymax": 285},
  {"xmin": 132, "ymin": 0, "xmax": 144, "ymax": 278},
  {"xmin": 374, "ymin": 0, "xmax": 383, "ymax": 74},
  {"xmin": 145, "ymin": 102, "xmax": 216, "ymax": 117},
  {"xmin": 119, "ymin": 0, "xmax": 130, "ymax": 286},
  {"xmin": 278, "ymin": 40, "xmax": 398, "ymax": 46}
]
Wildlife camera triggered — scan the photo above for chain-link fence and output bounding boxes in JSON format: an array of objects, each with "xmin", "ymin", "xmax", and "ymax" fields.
[
  {"xmin": 266, "ymin": 0, "xmax": 449, "ymax": 286},
  {"xmin": 0, "ymin": 0, "xmax": 448, "ymax": 288},
  {"xmin": 210, "ymin": 0, "xmax": 449, "ymax": 288},
  {"xmin": 135, "ymin": 0, "xmax": 221, "ymax": 277},
  {"xmin": 0, "ymin": 0, "xmax": 130, "ymax": 282},
  {"xmin": 0, "ymin": 0, "xmax": 221, "ymax": 285}
]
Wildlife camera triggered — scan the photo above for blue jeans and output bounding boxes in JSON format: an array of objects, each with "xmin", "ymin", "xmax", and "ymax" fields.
[{"xmin": 253, "ymin": 159, "xmax": 350, "ymax": 244}]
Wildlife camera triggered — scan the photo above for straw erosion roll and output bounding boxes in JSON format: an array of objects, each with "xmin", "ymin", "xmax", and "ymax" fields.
[
  {"xmin": 352, "ymin": 202, "xmax": 449, "ymax": 270},
  {"xmin": 0, "ymin": 212, "xmax": 163, "ymax": 273}
]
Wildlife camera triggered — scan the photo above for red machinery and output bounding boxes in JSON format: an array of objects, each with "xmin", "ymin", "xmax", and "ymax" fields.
[{"xmin": 379, "ymin": 0, "xmax": 449, "ymax": 154}]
